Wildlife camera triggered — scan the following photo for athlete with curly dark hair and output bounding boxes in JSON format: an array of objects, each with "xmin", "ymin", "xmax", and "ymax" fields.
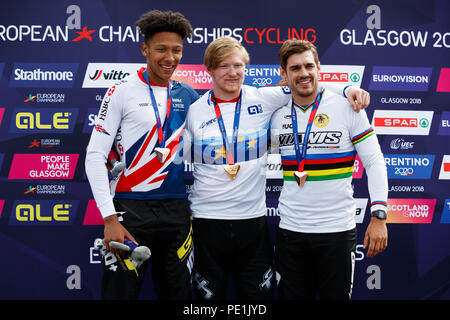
[{"xmin": 86, "ymin": 9, "xmax": 198, "ymax": 300}]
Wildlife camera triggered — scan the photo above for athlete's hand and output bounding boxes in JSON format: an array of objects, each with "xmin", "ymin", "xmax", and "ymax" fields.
[
  {"xmin": 363, "ymin": 217, "xmax": 388, "ymax": 258},
  {"xmin": 103, "ymin": 215, "xmax": 138, "ymax": 255},
  {"xmin": 346, "ymin": 87, "xmax": 370, "ymax": 112}
]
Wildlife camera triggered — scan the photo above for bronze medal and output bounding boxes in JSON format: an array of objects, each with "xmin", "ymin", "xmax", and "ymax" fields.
[
  {"xmin": 294, "ymin": 171, "xmax": 308, "ymax": 187},
  {"xmin": 155, "ymin": 147, "xmax": 170, "ymax": 163}
]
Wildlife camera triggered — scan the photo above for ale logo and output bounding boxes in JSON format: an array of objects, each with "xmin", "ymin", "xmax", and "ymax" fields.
[
  {"xmin": 10, "ymin": 200, "xmax": 79, "ymax": 225},
  {"xmin": 9, "ymin": 108, "xmax": 78, "ymax": 133}
]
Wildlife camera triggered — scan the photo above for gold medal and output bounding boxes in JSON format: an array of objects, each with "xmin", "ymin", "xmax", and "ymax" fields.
[
  {"xmin": 224, "ymin": 164, "xmax": 240, "ymax": 180},
  {"xmin": 155, "ymin": 147, "xmax": 170, "ymax": 163},
  {"xmin": 294, "ymin": 171, "xmax": 308, "ymax": 187}
]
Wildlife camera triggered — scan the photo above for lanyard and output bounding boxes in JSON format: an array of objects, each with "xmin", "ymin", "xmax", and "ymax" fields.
[
  {"xmin": 142, "ymin": 70, "xmax": 172, "ymax": 148},
  {"xmin": 291, "ymin": 89, "xmax": 324, "ymax": 172},
  {"xmin": 210, "ymin": 90, "xmax": 242, "ymax": 165}
]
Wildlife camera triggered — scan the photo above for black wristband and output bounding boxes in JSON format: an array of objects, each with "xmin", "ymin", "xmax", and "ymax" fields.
[{"xmin": 371, "ymin": 210, "xmax": 387, "ymax": 220}]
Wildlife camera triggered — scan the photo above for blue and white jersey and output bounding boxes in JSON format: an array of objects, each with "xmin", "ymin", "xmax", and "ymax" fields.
[
  {"xmin": 85, "ymin": 68, "xmax": 199, "ymax": 218},
  {"xmin": 184, "ymin": 85, "xmax": 292, "ymax": 220}
]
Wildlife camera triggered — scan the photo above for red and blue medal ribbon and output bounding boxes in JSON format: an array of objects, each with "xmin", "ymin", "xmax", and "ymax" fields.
[
  {"xmin": 210, "ymin": 90, "xmax": 242, "ymax": 165},
  {"xmin": 142, "ymin": 69, "xmax": 172, "ymax": 148},
  {"xmin": 291, "ymin": 89, "xmax": 324, "ymax": 172}
]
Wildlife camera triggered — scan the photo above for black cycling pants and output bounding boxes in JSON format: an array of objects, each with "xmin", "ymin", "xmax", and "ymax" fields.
[
  {"xmin": 275, "ymin": 227, "xmax": 356, "ymax": 300},
  {"xmin": 192, "ymin": 216, "xmax": 274, "ymax": 300},
  {"xmin": 101, "ymin": 198, "xmax": 193, "ymax": 300}
]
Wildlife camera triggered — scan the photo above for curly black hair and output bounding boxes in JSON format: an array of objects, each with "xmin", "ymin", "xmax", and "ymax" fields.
[{"xmin": 135, "ymin": 10, "xmax": 193, "ymax": 42}]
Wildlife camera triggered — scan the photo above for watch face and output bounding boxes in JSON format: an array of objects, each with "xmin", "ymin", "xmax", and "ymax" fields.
[{"xmin": 372, "ymin": 210, "xmax": 387, "ymax": 219}]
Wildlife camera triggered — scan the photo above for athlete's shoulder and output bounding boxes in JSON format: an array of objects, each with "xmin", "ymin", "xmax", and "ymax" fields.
[{"xmin": 172, "ymin": 80, "xmax": 200, "ymax": 103}]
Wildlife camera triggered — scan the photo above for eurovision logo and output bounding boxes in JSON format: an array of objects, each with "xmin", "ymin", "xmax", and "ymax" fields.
[
  {"xmin": 438, "ymin": 112, "xmax": 450, "ymax": 136},
  {"xmin": 387, "ymin": 198, "xmax": 436, "ymax": 223},
  {"xmin": 8, "ymin": 154, "xmax": 79, "ymax": 180},
  {"xmin": 384, "ymin": 154, "xmax": 434, "ymax": 179},
  {"xmin": 369, "ymin": 66, "xmax": 432, "ymax": 91},
  {"xmin": 372, "ymin": 110, "xmax": 433, "ymax": 135}
]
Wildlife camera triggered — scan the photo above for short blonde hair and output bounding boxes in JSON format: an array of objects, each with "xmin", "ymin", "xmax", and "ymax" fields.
[{"xmin": 203, "ymin": 36, "xmax": 250, "ymax": 70}]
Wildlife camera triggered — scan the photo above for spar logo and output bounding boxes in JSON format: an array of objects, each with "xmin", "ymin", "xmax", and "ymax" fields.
[
  {"xmin": 438, "ymin": 155, "xmax": 450, "ymax": 180},
  {"xmin": 9, "ymin": 63, "xmax": 78, "ymax": 88},
  {"xmin": 82, "ymin": 63, "xmax": 144, "ymax": 88},
  {"xmin": 384, "ymin": 154, "xmax": 434, "ymax": 179},
  {"xmin": 171, "ymin": 64, "xmax": 212, "ymax": 89},
  {"xmin": 8, "ymin": 154, "xmax": 79, "ymax": 180},
  {"xmin": 387, "ymin": 198, "xmax": 436, "ymax": 223},
  {"xmin": 9, "ymin": 200, "xmax": 78, "ymax": 226},
  {"xmin": 372, "ymin": 110, "xmax": 433, "ymax": 135},
  {"xmin": 9, "ymin": 108, "xmax": 78, "ymax": 133},
  {"xmin": 318, "ymin": 65, "xmax": 365, "ymax": 87},
  {"xmin": 369, "ymin": 66, "xmax": 432, "ymax": 91}
]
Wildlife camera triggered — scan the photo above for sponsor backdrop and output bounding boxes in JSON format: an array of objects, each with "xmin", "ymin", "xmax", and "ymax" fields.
[{"xmin": 0, "ymin": 0, "xmax": 449, "ymax": 300}]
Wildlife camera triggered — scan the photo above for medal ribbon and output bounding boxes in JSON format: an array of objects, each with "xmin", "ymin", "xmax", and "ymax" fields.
[
  {"xmin": 142, "ymin": 70, "xmax": 172, "ymax": 148},
  {"xmin": 210, "ymin": 90, "xmax": 242, "ymax": 165},
  {"xmin": 291, "ymin": 89, "xmax": 324, "ymax": 172}
]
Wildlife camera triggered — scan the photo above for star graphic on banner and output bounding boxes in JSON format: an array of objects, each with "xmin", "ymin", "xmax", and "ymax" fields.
[
  {"xmin": 72, "ymin": 26, "xmax": 96, "ymax": 42},
  {"xmin": 247, "ymin": 138, "xmax": 257, "ymax": 150},
  {"xmin": 214, "ymin": 145, "xmax": 226, "ymax": 160},
  {"xmin": 24, "ymin": 94, "xmax": 36, "ymax": 102},
  {"xmin": 28, "ymin": 139, "xmax": 40, "ymax": 148},
  {"xmin": 24, "ymin": 186, "xmax": 36, "ymax": 194}
]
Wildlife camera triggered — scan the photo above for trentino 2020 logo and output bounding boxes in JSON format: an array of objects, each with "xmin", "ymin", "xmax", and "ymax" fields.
[{"xmin": 384, "ymin": 154, "xmax": 434, "ymax": 179}]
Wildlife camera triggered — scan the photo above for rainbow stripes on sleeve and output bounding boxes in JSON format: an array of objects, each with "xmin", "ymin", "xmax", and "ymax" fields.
[
  {"xmin": 281, "ymin": 151, "xmax": 356, "ymax": 182},
  {"xmin": 351, "ymin": 128, "xmax": 374, "ymax": 145}
]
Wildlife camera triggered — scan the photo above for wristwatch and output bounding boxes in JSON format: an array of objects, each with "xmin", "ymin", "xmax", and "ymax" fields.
[{"xmin": 371, "ymin": 210, "xmax": 387, "ymax": 220}]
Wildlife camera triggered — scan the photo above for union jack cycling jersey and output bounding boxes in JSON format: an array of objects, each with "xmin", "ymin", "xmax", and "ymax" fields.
[{"xmin": 85, "ymin": 68, "xmax": 199, "ymax": 218}]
